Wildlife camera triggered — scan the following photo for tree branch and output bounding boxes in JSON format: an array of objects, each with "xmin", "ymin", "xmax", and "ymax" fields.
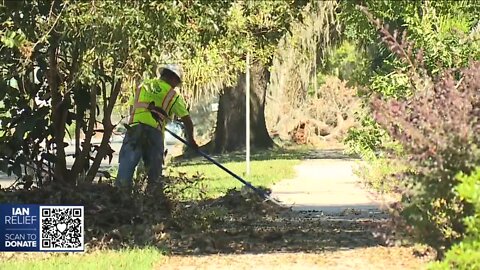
[{"xmin": 86, "ymin": 79, "xmax": 122, "ymax": 182}]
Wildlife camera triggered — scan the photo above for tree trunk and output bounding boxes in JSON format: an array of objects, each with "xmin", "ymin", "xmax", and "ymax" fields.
[
  {"xmin": 47, "ymin": 35, "xmax": 68, "ymax": 183},
  {"xmin": 69, "ymin": 85, "xmax": 97, "ymax": 181},
  {"xmin": 213, "ymin": 61, "xmax": 274, "ymax": 153},
  {"xmin": 85, "ymin": 79, "xmax": 122, "ymax": 182}
]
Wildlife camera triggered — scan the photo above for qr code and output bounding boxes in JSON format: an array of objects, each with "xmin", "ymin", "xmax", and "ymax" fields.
[{"xmin": 39, "ymin": 206, "xmax": 84, "ymax": 251}]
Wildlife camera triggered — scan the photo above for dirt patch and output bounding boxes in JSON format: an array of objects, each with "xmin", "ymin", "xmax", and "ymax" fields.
[{"xmin": 157, "ymin": 246, "xmax": 430, "ymax": 270}]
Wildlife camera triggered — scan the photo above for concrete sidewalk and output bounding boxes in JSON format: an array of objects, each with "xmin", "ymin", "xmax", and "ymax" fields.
[{"xmin": 271, "ymin": 159, "xmax": 392, "ymax": 215}]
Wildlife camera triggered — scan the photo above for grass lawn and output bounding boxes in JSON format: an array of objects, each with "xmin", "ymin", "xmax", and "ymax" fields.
[
  {"xmin": 165, "ymin": 158, "xmax": 300, "ymax": 200},
  {"xmin": 0, "ymin": 248, "xmax": 163, "ymax": 270}
]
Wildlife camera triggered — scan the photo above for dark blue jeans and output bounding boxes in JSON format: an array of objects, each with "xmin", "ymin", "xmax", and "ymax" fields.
[{"xmin": 116, "ymin": 124, "xmax": 164, "ymax": 188}]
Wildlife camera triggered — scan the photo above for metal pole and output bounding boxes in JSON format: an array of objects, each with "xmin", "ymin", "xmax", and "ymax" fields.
[{"xmin": 246, "ymin": 52, "xmax": 251, "ymax": 176}]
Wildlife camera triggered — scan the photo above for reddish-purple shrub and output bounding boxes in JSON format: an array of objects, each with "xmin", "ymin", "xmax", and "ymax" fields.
[{"xmin": 360, "ymin": 5, "xmax": 480, "ymax": 257}]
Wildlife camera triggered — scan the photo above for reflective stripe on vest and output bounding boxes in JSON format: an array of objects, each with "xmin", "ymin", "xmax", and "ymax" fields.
[
  {"xmin": 162, "ymin": 89, "xmax": 177, "ymax": 113},
  {"xmin": 129, "ymin": 84, "xmax": 143, "ymax": 124}
]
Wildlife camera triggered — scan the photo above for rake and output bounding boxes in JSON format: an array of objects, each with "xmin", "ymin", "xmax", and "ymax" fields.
[{"xmin": 165, "ymin": 125, "xmax": 284, "ymax": 207}]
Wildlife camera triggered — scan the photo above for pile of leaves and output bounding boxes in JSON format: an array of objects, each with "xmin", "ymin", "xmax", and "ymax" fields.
[
  {"xmin": 0, "ymin": 178, "xmax": 287, "ymax": 253},
  {"xmin": 0, "ymin": 177, "xmax": 390, "ymax": 255},
  {"xmin": 0, "ymin": 181, "xmax": 170, "ymax": 250}
]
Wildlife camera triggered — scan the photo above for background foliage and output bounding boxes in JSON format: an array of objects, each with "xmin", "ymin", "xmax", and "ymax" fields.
[
  {"xmin": 337, "ymin": 0, "xmax": 480, "ymax": 261},
  {"xmin": 0, "ymin": 0, "xmax": 315, "ymax": 185}
]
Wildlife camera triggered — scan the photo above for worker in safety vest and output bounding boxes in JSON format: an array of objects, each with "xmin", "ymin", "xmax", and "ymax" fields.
[{"xmin": 116, "ymin": 64, "xmax": 198, "ymax": 189}]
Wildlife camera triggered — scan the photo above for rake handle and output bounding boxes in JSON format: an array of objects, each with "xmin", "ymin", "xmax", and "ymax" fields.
[{"xmin": 165, "ymin": 127, "xmax": 278, "ymax": 203}]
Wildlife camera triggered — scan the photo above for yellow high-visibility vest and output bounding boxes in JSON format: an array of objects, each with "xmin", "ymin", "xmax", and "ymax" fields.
[{"xmin": 129, "ymin": 78, "xmax": 189, "ymax": 132}]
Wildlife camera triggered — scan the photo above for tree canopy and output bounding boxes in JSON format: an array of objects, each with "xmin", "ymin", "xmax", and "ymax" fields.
[{"xmin": 0, "ymin": 0, "xmax": 320, "ymax": 183}]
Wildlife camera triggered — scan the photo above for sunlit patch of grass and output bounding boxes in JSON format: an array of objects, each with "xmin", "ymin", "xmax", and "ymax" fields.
[
  {"xmin": 167, "ymin": 159, "xmax": 300, "ymax": 199},
  {"xmin": 0, "ymin": 247, "xmax": 163, "ymax": 270}
]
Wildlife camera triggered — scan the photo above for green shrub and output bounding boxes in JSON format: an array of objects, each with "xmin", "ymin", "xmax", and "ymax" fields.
[
  {"xmin": 346, "ymin": 113, "xmax": 407, "ymax": 194},
  {"xmin": 354, "ymin": 157, "xmax": 406, "ymax": 194},
  {"xmin": 429, "ymin": 168, "xmax": 480, "ymax": 269}
]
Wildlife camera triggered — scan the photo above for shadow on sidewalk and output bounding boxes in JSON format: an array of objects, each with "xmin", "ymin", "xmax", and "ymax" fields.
[
  {"xmin": 172, "ymin": 148, "xmax": 360, "ymax": 167},
  {"xmin": 160, "ymin": 188, "xmax": 389, "ymax": 256}
]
